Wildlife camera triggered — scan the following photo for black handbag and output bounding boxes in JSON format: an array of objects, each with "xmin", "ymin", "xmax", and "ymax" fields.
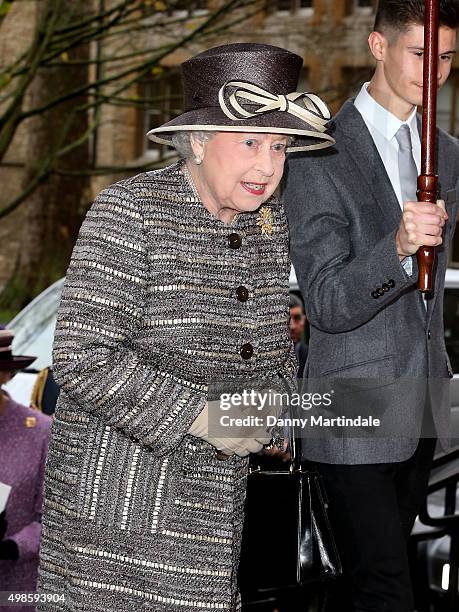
[{"xmin": 239, "ymin": 427, "xmax": 342, "ymax": 591}]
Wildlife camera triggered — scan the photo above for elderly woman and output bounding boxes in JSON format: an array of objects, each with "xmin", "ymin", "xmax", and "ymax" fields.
[
  {"xmin": 37, "ymin": 43, "xmax": 333, "ymax": 611},
  {"xmin": 0, "ymin": 329, "xmax": 51, "ymax": 612}
]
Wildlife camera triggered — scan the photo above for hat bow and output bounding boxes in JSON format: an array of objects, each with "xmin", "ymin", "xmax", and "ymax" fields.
[{"xmin": 218, "ymin": 80, "xmax": 331, "ymax": 134}]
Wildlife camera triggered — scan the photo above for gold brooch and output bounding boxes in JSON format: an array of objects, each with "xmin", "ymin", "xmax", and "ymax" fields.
[
  {"xmin": 257, "ymin": 206, "xmax": 273, "ymax": 238},
  {"xmin": 25, "ymin": 416, "xmax": 37, "ymax": 428}
]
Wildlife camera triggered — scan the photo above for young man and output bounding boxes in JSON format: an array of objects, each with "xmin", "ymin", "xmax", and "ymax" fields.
[
  {"xmin": 289, "ymin": 293, "xmax": 308, "ymax": 377},
  {"xmin": 283, "ymin": 1, "xmax": 459, "ymax": 610}
]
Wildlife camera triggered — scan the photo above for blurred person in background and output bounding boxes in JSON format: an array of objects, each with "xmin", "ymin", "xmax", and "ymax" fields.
[
  {"xmin": 0, "ymin": 328, "xmax": 51, "ymax": 611},
  {"xmin": 37, "ymin": 43, "xmax": 333, "ymax": 612},
  {"xmin": 289, "ymin": 293, "xmax": 308, "ymax": 377},
  {"xmin": 30, "ymin": 368, "xmax": 59, "ymax": 417}
]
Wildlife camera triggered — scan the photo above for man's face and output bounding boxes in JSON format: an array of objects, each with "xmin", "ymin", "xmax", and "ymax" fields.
[
  {"xmin": 376, "ymin": 24, "xmax": 456, "ymax": 108},
  {"xmin": 289, "ymin": 306, "xmax": 305, "ymax": 343}
]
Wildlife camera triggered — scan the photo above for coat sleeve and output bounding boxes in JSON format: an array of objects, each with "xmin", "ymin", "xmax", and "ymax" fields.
[
  {"xmin": 52, "ymin": 181, "xmax": 207, "ymax": 456},
  {"xmin": 282, "ymin": 156, "xmax": 417, "ymax": 334}
]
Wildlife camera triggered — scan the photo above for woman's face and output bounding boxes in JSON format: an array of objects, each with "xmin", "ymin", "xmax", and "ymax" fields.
[{"xmin": 190, "ymin": 132, "xmax": 289, "ymax": 223}]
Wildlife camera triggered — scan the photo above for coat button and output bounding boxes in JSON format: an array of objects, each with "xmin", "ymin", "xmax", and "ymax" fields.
[
  {"xmin": 240, "ymin": 343, "xmax": 254, "ymax": 360},
  {"xmin": 382, "ymin": 283, "xmax": 390, "ymax": 292},
  {"xmin": 236, "ymin": 286, "xmax": 249, "ymax": 302},
  {"xmin": 377, "ymin": 287, "xmax": 385, "ymax": 297},
  {"xmin": 388, "ymin": 279, "xmax": 395, "ymax": 288},
  {"xmin": 371, "ymin": 290, "xmax": 380, "ymax": 299},
  {"xmin": 427, "ymin": 330, "xmax": 432, "ymax": 340},
  {"xmin": 228, "ymin": 233, "xmax": 242, "ymax": 249}
]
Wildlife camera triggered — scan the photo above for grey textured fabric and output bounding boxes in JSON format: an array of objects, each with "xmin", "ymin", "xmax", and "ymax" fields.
[
  {"xmin": 282, "ymin": 100, "xmax": 459, "ymax": 465},
  {"xmin": 37, "ymin": 161, "xmax": 296, "ymax": 611},
  {"xmin": 396, "ymin": 124, "xmax": 418, "ymax": 204}
]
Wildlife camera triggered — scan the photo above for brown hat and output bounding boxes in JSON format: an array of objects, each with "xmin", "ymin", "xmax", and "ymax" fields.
[
  {"xmin": 147, "ymin": 43, "xmax": 335, "ymax": 152},
  {"xmin": 0, "ymin": 328, "xmax": 36, "ymax": 371}
]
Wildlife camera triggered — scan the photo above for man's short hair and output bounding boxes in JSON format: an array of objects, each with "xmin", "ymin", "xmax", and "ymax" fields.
[
  {"xmin": 289, "ymin": 293, "xmax": 304, "ymax": 311},
  {"xmin": 374, "ymin": 0, "xmax": 459, "ymax": 34}
]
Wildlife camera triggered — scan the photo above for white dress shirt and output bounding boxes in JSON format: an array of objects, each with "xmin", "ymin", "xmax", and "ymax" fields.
[{"xmin": 354, "ymin": 82, "xmax": 420, "ymax": 276}]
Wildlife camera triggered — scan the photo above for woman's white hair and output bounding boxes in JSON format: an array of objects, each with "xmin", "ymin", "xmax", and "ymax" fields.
[{"xmin": 171, "ymin": 131, "xmax": 216, "ymax": 159}]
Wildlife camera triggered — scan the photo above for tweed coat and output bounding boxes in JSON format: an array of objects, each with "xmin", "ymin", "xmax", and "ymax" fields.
[{"xmin": 37, "ymin": 161, "xmax": 296, "ymax": 611}]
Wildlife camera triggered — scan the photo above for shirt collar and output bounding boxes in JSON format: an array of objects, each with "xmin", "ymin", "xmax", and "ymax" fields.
[{"xmin": 354, "ymin": 82, "xmax": 418, "ymax": 142}]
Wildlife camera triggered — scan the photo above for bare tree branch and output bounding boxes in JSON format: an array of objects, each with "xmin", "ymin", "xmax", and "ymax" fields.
[
  {"xmin": 0, "ymin": 0, "xmax": 260, "ymax": 218},
  {"xmin": 0, "ymin": 0, "xmax": 63, "ymax": 156},
  {"xmin": 15, "ymin": 0, "xmax": 252, "ymax": 123}
]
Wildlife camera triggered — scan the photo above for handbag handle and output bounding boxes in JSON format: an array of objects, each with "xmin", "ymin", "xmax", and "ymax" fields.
[
  {"xmin": 249, "ymin": 373, "xmax": 303, "ymax": 473},
  {"xmin": 287, "ymin": 404, "xmax": 302, "ymax": 472},
  {"xmin": 215, "ymin": 373, "xmax": 304, "ymax": 472},
  {"xmin": 279, "ymin": 370, "xmax": 302, "ymax": 472}
]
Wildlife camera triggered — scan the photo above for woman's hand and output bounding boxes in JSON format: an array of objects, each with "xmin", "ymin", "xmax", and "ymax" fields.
[{"xmin": 188, "ymin": 403, "xmax": 271, "ymax": 457}]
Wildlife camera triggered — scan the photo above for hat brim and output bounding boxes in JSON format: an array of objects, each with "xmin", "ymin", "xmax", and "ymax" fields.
[
  {"xmin": 147, "ymin": 107, "xmax": 335, "ymax": 152},
  {"xmin": 0, "ymin": 355, "xmax": 36, "ymax": 371}
]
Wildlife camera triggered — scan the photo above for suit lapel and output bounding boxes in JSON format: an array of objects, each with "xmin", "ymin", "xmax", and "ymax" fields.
[{"xmin": 338, "ymin": 101, "xmax": 402, "ymax": 231}]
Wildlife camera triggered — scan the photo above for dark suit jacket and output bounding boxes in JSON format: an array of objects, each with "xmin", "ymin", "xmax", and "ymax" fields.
[
  {"xmin": 295, "ymin": 340, "xmax": 308, "ymax": 378},
  {"xmin": 283, "ymin": 100, "xmax": 459, "ymax": 464}
]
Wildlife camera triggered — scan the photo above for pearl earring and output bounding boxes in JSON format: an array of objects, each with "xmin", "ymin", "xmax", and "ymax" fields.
[{"xmin": 195, "ymin": 156, "xmax": 202, "ymax": 165}]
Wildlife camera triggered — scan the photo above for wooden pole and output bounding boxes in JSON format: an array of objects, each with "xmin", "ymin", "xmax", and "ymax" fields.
[{"xmin": 417, "ymin": 0, "xmax": 439, "ymax": 292}]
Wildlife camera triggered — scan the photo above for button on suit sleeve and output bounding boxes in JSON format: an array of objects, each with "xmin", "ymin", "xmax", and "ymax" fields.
[{"xmin": 282, "ymin": 157, "xmax": 416, "ymax": 333}]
